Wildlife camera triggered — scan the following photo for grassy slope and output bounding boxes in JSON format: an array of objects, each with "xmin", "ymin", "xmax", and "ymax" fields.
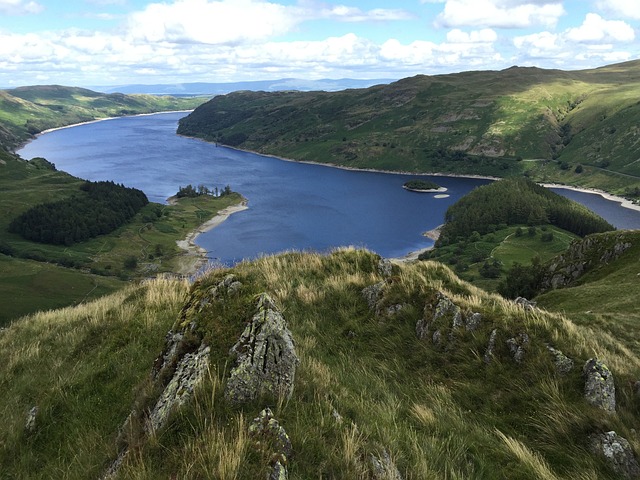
[
  {"xmin": 1, "ymin": 248, "xmax": 639, "ymax": 478},
  {"xmin": 178, "ymin": 60, "xmax": 640, "ymax": 195},
  {"xmin": 536, "ymin": 230, "xmax": 640, "ymax": 357},
  {"xmin": 428, "ymin": 225, "xmax": 578, "ymax": 291},
  {"xmin": 0, "ymin": 148, "xmax": 244, "ymax": 325},
  {"xmin": 0, "ymin": 85, "xmax": 205, "ymax": 149}
]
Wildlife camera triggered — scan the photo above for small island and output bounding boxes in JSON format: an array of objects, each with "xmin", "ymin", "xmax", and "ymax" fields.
[{"xmin": 403, "ymin": 180, "xmax": 447, "ymax": 193}]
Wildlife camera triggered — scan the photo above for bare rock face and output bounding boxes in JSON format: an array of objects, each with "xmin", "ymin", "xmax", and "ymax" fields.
[
  {"xmin": 378, "ymin": 259, "xmax": 394, "ymax": 278},
  {"xmin": 249, "ymin": 408, "xmax": 292, "ymax": 480},
  {"xmin": 583, "ymin": 358, "xmax": 616, "ymax": 413},
  {"xmin": 589, "ymin": 431, "xmax": 640, "ymax": 479},
  {"xmin": 225, "ymin": 293, "xmax": 299, "ymax": 404}
]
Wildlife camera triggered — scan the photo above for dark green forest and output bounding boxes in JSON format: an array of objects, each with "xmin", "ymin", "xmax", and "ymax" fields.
[
  {"xmin": 9, "ymin": 180, "xmax": 148, "ymax": 245},
  {"xmin": 436, "ymin": 178, "xmax": 614, "ymax": 246}
]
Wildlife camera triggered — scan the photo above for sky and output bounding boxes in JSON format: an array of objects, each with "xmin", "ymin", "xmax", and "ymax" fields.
[{"xmin": 1, "ymin": 0, "xmax": 639, "ymax": 87}]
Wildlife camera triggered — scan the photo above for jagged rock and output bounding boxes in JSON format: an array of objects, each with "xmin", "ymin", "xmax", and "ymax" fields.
[
  {"xmin": 362, "ymin": 281, "xmax": 386, "ymax": 312},
  {"xmin": 368, "ymin": 449, "xmax": 403, "ymax": 480},
  {"xmin": 209, "ymin": 273, "xmax": 242, "ymax": 299},
  {"xmin": 225, "ymin": 293, "xmax": 299, "ymax": 404},
  {"xmin": 249, "ymin": 408, "xmax": 292, "ymax": 480},
  {"xmin": 25, "ymin": 406, "xmax": 38, "ymax": 433},
  {"xmin": 484, "ymin": 329, "xmax": 498, "ymax": 364},
  {"xmin": 546, "ymin": 345, "xmax": 574, "ymax": 375},
  {"xmin": 378, "ymin": 259, "xmax": 394, "ymax": 278},
  {"xmin": 386, "ymin": 304, "xmax": 404, "ymax": 316},
  {"xmin": 148, "ymin": 342, "xmax": 211, "ymax": 432},
  {"xmin": 541, "ymin": 234, "xmax": 634, "ymax": 291},
  {"xmin": 514, "ymin": 297, "xmax": 536, "ymax": 311},
  {"xmin": 506, "ymin": 333, "xmax": 529, "ymax": 363},
  {"xmin": 589, "ymin": 431, "xmax": 640, "ymax": 479},
  {"xmin": 152, "ymin": 330, "xmax": 184, "ymax": 378},
  {"xmin": 416, "ymin": 292, "xmax": 462, "ymax": 341},
  {"xmin": 432, "ymin": 329, "xmax": 442, "ymax": 346},
  {"xmin": 583, "ymin": 358, "xmax": 616, "ymax": 413},
  {"xmin": 465, "ymin": 312, "xmax": 482, "ymax": 332}
]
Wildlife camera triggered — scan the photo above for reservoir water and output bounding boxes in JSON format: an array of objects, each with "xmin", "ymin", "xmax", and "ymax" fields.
[{"xmin": 18, "ymin": 112, "xmax": 640, "ymax": 265}]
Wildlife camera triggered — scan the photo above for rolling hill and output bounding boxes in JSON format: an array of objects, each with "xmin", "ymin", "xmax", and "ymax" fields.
[
  {"xmin": 177, "ymin": 60, "xmax": 640, "ymax": 196},
  {"xmin": 0, "ymin": 85, "xmax": 205, "ymax": 149}
]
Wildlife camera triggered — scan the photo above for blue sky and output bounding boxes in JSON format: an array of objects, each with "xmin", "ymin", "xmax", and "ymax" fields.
[{"xmin": 0, "ymin": 0, "xmax": 638, "ymax": 87}]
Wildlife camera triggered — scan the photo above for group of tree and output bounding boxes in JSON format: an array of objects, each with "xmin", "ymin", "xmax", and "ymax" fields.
[
  {"xmin": 9, "ymin": 180, "xmax": 148, "ymax": 246},
  {"xmin": 176, "ymin": 184, "xmax": 232, "ymax": 198},
  {"xmin": 436, "ymin": 177, "xmax": 614, "ymax": 246}
]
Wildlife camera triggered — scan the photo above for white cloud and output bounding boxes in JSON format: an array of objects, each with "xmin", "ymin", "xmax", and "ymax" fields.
[
  {"xmin": 0, "ymin": 0, "xmax": 43, "ymax": 15},
  {"xmin": 435, "ymin": 0, "xmax": 564, "ymax": 28},
  {"xmin": 596, "ymin": 0, "xmax": 640, "ymax": 20},
  {"xmin": 126, "ymin": 0, "xmax": 299, "ymax": 45},
  {"xmin": 446, "ymin": 28, "xmax": 497, "ymax": 43},
  {"xmin": 316, "ymin": 5, "xmax": 414, "ymax": 22},
  {"xmin": 565, "ymin": 13, "xmax": 634, "ymax": 44}
]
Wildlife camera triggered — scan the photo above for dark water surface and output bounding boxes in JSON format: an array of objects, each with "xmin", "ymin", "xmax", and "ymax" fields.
[{"xmin": 18, "ymin": 112, "xmax": 640, "ymax": 264}]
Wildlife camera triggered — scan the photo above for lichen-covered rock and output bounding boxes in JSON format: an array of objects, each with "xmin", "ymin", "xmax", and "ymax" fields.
[
  {"xmin": 25, "ymin": 406, "xmax": 38, "ymax": 433},
  {"xmin": 225, "ymin": 293, "xmax": 299, "ymax": 404},
  {"xmin": 432, "ymin": 329, "xmax": 442, "ymax": 346},
  {"xmin": 362, "ymin": 281, "xmax": 386, "ymax": 312},
  {"xmin": 249, "ymin": 408, "xmax": 292, "ymax": 480},
  {"xmin": 386, "ymin": 304, "xmax": 404, "ymax": 316},
  {"xmin": 541, "ymin": 233, "xmax": 634, "ymax": 291},
  {"xmin": 546, "ymin": 345, "xmax": 574, "ymax": 375},
  {"xmin": 378, "ymin": 259, "xmax": 394, "ymax": 278},
  {"xmin": 416, "ymin": 292, "xmax": 462, "ymax": 341},
  {"xmin": 506, "ymin": 333, "xmax": 529, "ymax": 363},
  {"xmin": 589, "ymin": 431, "xmax": 640, "ymax": 479},
  {"xmin": 484, "ymin": 329, "xmax": 498, "ymax": 364},
  {"xmin": 583, "ymin": 358, "xmax": 616, "ymax": 413},
  {"xmin": 514, "ymin": 297, "xmax": 536, "ymax": 311},
  {"xmin": 368, "ymin": 449, "xmax": 403, "ymax": 480},
  {"xmin": 465, "ymin": 312, "xmax": 482, "ymax": 332},
  {"xmin": 148, "ymin": 342, "xmax": 211, "ymax": 432}
]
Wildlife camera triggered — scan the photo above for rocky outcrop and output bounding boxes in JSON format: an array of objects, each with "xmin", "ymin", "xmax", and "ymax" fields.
[
  {"xmin": 225, "ymin": 293, "xmax": 299, "ymax": 404},
  {"xmin": 506, "ymin": 333, "xmax": 529, "ymax": 363},
  {"xmin": 249, "ymin": 408, "xmax": 293, "ymax": 480},
  {"xmin": 546, "ymin": 345, "xmax": 574, "ymax": 375},
  {"xmin": 583, "ymin": 358, "xmax": 616, "ymax": 413},
  {"xmin": 148, "ymin": 343, "xmax": 211, "ymax": 432},
  {"xmin": 541, "ymin": 232, "xmax": 634, "ymax": 291},
  {"xmin": 25, "ymin": 406, "xmax": 38, "ymax": 433},
  {"xmin": 362, "ymin": 281, "xmax": 386, "ymax": 313},
  {"xmin": 589, "ymin": 431, "xmax": 640, "ymax": 479},
  {"xmin": 416, "ymin": 292, "xmax": 482, "ymax": 342},
  {"xmin": 368, "ymin": 449, "xmax": 404, "ymax": 480},
  {"xmin": 514, "ymin": 297, "xmax": 536, "ymax": 311},
  {"xmin": 483, "ymin": 329, "xmax": 498, "ymax": 364}
]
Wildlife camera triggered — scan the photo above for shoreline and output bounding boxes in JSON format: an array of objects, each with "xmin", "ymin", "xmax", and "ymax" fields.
[
  {"xmin": 174, "ymin": 200, "xmax": 248, "ymax": 275},
  {"xmin": 541, "ymin": 182, "xmax": 640, "ymax": 213},
  {"xmin": 15, "ymin": 110, "xmax": 195, "ymax": 151},
  {"xmin": 391, "ymin": 225, "xmax": 442, "ymax": 263}
]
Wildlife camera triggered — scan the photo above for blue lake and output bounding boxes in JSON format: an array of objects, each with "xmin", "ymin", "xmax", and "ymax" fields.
[{"xmin": 18, "ymin": 112, "xmax": 640, "ymax": 265}]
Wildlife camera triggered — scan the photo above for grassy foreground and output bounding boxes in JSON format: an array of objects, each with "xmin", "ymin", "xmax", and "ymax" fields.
[{"xmin": 2, "ymin": 247, "xmax": 638, "ymax": 478}]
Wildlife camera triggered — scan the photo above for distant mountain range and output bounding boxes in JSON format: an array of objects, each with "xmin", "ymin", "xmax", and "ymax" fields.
[{"xmin": 91, "ymin": 78, "xmax": 395, "ymax": 96}]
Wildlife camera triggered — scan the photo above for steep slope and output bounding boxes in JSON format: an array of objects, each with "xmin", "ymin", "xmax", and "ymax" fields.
[
  {"xmin": 3, "ymin": 249, "xmax": 640, "ymax": 479},
  {"xmin": 0, "ymin": 85, "xmax": 204, "ymax": 149},
  {"xmin": 178, "ymin": 60, "xmax": 640, "ymax": 195}
]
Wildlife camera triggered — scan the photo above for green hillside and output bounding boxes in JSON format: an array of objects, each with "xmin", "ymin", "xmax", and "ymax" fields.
[
  {"xmin": 178, "ymin": 60, "xmax": 640, "ymax": 196},
  {"xmin": 0, "ymin": 85, "xmax": 204, "ymax": 149},
  {"xmin": 2, "ymin": 247, "xmax": 640, "ymax": 478}
]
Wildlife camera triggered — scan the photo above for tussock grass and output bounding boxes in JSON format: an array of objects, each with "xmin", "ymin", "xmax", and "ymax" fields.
[{"xmin": 1, "ymin": 248, "xmax": 637, "ymax": 479}]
